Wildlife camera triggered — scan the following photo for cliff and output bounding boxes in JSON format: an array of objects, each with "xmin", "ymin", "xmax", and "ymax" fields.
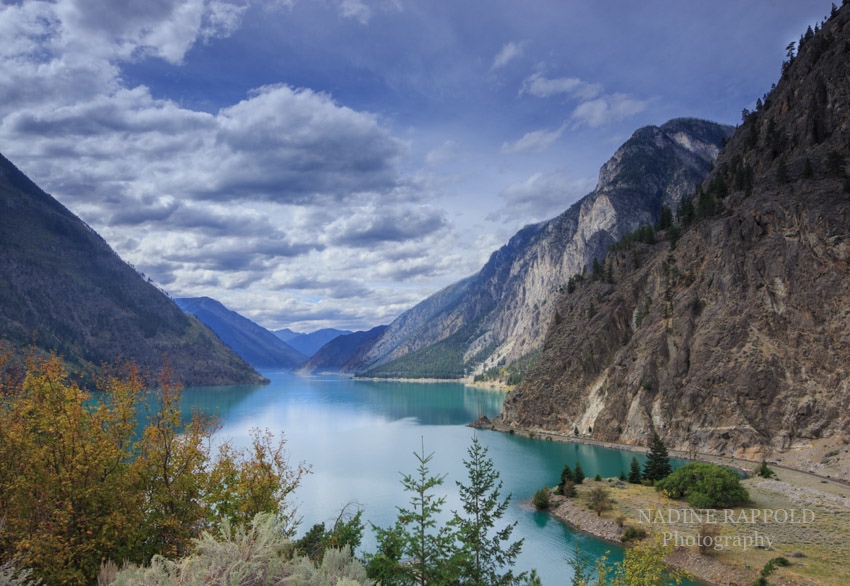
[
  {"xmin": 499, "ymin": 5, "xmax": 850, "ymax": 475},
  {"xmin": 348, "ymin": 119, "xmax": 731, "ymax": 378}
]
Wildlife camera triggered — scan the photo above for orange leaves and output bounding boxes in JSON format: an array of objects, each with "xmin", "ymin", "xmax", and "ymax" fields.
[{"xmin": 0, "ymin": 354, "xmax": 305, "ymax": 585}]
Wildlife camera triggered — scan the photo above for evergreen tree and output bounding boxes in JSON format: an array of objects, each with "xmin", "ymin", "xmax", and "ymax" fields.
[
  {"xmin": 643, "ymin": 433, "xmax": 672, "ymax": 483},
  {"xmin": 628, "ymin": 456, "xmax": 643, "ymax": 484},
  {"xmin": 451, "ymin": 436, "xmax": 525, "ymax": 586},
  {"xmin": 559, "ymin": 463, "xmax": 574, "ymax": 489},
  {"xmin": 573, "ymin": 461, "xmax": 585, "ymax": 485},
  {"xmin": 368, "ymin": 440, "xmax": 456, "ymax": 586},
  {"xmin": 657, "ymin": 205, "xmax": 673, "ymax": 230}
]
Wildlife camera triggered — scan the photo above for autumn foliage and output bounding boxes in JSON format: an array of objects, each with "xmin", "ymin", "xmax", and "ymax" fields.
[{"xmin": 0, "ymin": 351, "xmax": 306, "ymax": 586}]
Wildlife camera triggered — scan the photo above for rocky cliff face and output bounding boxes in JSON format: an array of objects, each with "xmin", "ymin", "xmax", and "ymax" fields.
[
  {"xmin": 348, "ymin": 118, "xmax": 731, "ymax": 377},
  {"xmin": 499, "ymin": 5, "xmax": 850, "ymax": 476},
  {"xmin": 0, "ymin": 154, "xmax": 266, "ymax": 387}
]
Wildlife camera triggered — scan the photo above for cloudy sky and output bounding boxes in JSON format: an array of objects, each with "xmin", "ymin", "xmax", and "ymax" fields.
[{"xmin": 0, "ymin": 0, "xmax": 832, "ymax": 332}]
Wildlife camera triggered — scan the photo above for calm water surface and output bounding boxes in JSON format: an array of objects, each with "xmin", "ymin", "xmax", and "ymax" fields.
[{"xmin": 183, "ymin": 372, "xmax": 692, "ymax": 585}]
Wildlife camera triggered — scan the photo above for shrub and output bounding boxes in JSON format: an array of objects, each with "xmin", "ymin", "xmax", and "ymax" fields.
[
  {"xmin": 756, "ymin": 460, "xmax": 777, "ymax": 479},
  {"xmin": 561, "ymin": 480, "xmax": 576, "ymax": 498},
  {"xmin": 533, "ymin": 488, "xmax": 551, "ymax": 510},
  {"xmin": 622, "ymin": 526, "xmax": 647, "ymax": 542},
  {"xmin": 594, "ymin": 473, "xmax": 602, "ymax": 481},
  {"xmin": 106, "ymin": 513, "xmax": 296, "ymax": 586},
  {"xmin": 697, "ymin": 522, "xmax": 720, "ymax": 555},
  {"xmin": 656, "ymin": 462, "xmax": 749, "ymax": 508},
  {"xmin": 0, "ymin": 558, "xmax": 41, "ymax": 586},
  {"xmin": 587, "ymin": 487, "xmax": 610, "ymax": 516}
]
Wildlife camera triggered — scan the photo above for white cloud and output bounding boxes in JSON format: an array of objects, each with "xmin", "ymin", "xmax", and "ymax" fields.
[
  {"xmin": 425, "ymin": 140, "xmax": 461, "ymax": 167},
  {"xmin": 520, "ymin": 73, "xmax": 601, "ymax": 100},
  {"xmin": 338, "ymin": 0, "xmax": 371, "ymax": 24},
  {"xmin": 487, "ymin": 171, "xmax": 594, "ymax": 224},
  {"xmin": 501, "ymin": 124, "xmax": 565, "ymax": 154},
  {"xmin": 571, "ymin": 93, "xmax": 650, "ymax": 128},
  {"xmin": 519, "ymin": 72, "xmax": 649, "ymax": 129},
  {"xmin": 491, "ymin": 41, "xmax": 525, "ymax": 70},
  {"xmin": 0, "ymin": 0, "xmax": 462, "ymax": 332}
]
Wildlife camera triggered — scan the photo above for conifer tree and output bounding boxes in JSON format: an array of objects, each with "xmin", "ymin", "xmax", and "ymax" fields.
[
  {"xmin": 573, "ymin": 461, "xmax": 585, "ymax": 485},
  {"xmin": 628, "ymin": 456, "xmax": 643, "ymax": 484},
  {"xmin": 452, "ymin": 436, "xmax": 525, "ymax": 586},
  {"xmin": 560, "ymin": 463, "xmax": 574, "ymax": 489},
  {"xmin": 643, "ymin": 433, "xmax": 672, "ymax": 483},
  {"xmin": 368, "ymin": 440, "xmax": 456, "ymax": 586}
]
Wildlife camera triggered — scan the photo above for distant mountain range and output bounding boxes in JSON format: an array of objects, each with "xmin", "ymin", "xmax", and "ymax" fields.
[
  {"xmin": 336, "ymin": 118, "xmax": 732, "ymax": 379},
  {"xmin": 175, "ymin": 297, "xmax": 308, "ymax": 369},
  {"xmin": 0, "ymin": 154, "xmax": 264, "ymax": 387},
  {"xmin": 274, "ymin": 328, "xmax": 353, "ymax": 357},
  {"xmin": 299, "ymin": 325, "xmax": 388, "ymax": 373}
]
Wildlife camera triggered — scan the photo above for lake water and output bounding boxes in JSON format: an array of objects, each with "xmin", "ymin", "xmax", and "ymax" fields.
[{"xmin": 182, "ymin": 372, "xmax": 691, "ymax": 584}]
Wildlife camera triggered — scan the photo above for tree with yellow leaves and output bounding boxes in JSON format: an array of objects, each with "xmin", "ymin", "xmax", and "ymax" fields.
[{"xmin": 0, "ymin": 351, "xmax": 306, "ymax": 586}]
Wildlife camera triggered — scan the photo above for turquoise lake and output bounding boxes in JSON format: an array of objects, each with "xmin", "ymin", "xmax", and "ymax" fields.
[{"xmin": 182, "ymin": 372, "xmax": 693, "ymax": 584}]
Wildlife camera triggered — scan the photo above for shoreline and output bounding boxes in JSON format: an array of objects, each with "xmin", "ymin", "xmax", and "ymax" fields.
[
  {"xmin": 352, "ymin": 375, "xmax": 514, "ymax": 392},
  {"xmin": 478, "ymin": 418, "xmax": 850, "ymax": 586},
  {"xmin": 471, "ymin": 416, "xmax": 850, "ymax": 488}
]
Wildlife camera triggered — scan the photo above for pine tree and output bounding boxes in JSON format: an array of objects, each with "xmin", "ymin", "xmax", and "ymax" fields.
[
  {"xmin": 557, "ymin": 464, "xmax": 573, "ymax": 494},
  {"xmin": 573, "ymin": 461, "xmax": 585, "ymax": 485},
  {"xmin": 628, "ymin": 456, "xmax": 643, "ymax": 484},
  {"xmin": 368, "ymin": 439, "xmax": 456, "ymax": 586},
  {"xmin": 451, "ymin": 436, "xmax": 525, "ymax": 586},
  {"xmin": 643, "ymin": 433, "xmax": 672, "ymax": 483}
]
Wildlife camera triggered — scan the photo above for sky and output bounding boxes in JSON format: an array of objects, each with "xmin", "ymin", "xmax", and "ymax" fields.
[{"xmin": 0, "ymin": 0, "xmax": 834, "ymax": 332}]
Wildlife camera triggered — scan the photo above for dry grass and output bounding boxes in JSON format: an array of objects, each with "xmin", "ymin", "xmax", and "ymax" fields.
[{"xmin": 578, "ymin": 468, "xmax": 850, "ymax": 586}]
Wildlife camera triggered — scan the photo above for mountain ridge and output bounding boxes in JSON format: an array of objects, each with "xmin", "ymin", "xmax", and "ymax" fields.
[
  {"xmin": 346, "ymin": 118, "xmax": 732, "ymax": 379},
  {"xmin": 175, "ymin": 297, "xmax": 307, "ymax": 369},
  {"xmin": 0, "ymin": 154, "xmax": 266, "ymax": 387},
  {"xmin": 498, "ymin": 4, "xmax": 850, "ymax": 478}
]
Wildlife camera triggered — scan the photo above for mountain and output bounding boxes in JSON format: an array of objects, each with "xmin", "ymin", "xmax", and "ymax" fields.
[
  {"xmin": 498, "ymin": 5, "xmax": 850, "ymax": 477},
  {"xmin": 299, "ymin": 325, "xmax": 388, "ymax": 373},
  {"xmin": 346, "ymin": 118, "xmax": 732, "ymax": 378},
  {"xmin": 273, "ymin": 328, "xmax": 300, "ymax": 343},
  {"xmin": 175, "ymin": 297, "xmax": 307, "ymax": 369},
  {"xmin": 276, "ymin": 328, "xmax": 353, "ymax": 357},
  {"xmin": 0, "ymin": 154, "xmax": 265, "ymax": 386}
]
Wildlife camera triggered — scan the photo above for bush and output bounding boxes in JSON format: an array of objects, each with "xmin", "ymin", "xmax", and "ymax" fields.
[
  {"xmin": 656, "ymin": 462, "xmax": 749, "ymax": 508},
  {"xmin": 106, "ymin": 513, "xmax": 293, "ymax": 586},
  {"xmin": 622, "ymin": 526, "xmax": 647, "ymax": 542},
  {"xmin": 756, "ymin": 460, "xmax": 777, "ymax": 479},
  {"xmin": 533, "ymin": 488, "xmax": 551, "ymax": 510},
  {"xmin": 697, "ymin": 522, "xmax": 720, "ymax": 555},
  {"xmin": 587, "ymin": 487, "xmax": 610, "ymax": 516},
  {"xmin": 0, "ymin": 355, "xmax": 305, "ymax": 586},
  {"xmin": 561, "ymin": 480, "xmax": 576, "ymax": 498}
]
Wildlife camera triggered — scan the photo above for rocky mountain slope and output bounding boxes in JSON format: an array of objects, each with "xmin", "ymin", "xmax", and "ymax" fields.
[
  {"xmin": 175, "ymin": 297, "xmax": 307, "ymax": 369},
  {"xmin": 0, "ymin": 154, "xmax": 266, "ymax": 386},
  {"xmin": 499, "ymin": 5, "xmax": 850, "ymax": 475},
  {"xmin": 347, "ymin": 118, "xmax": 732, "ymax": 378}
]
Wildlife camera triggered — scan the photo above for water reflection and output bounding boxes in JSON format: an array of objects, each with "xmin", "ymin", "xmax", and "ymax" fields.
[{"xmin": 179, "ymin": 373, "xmax": 692, "ymax": 585}]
